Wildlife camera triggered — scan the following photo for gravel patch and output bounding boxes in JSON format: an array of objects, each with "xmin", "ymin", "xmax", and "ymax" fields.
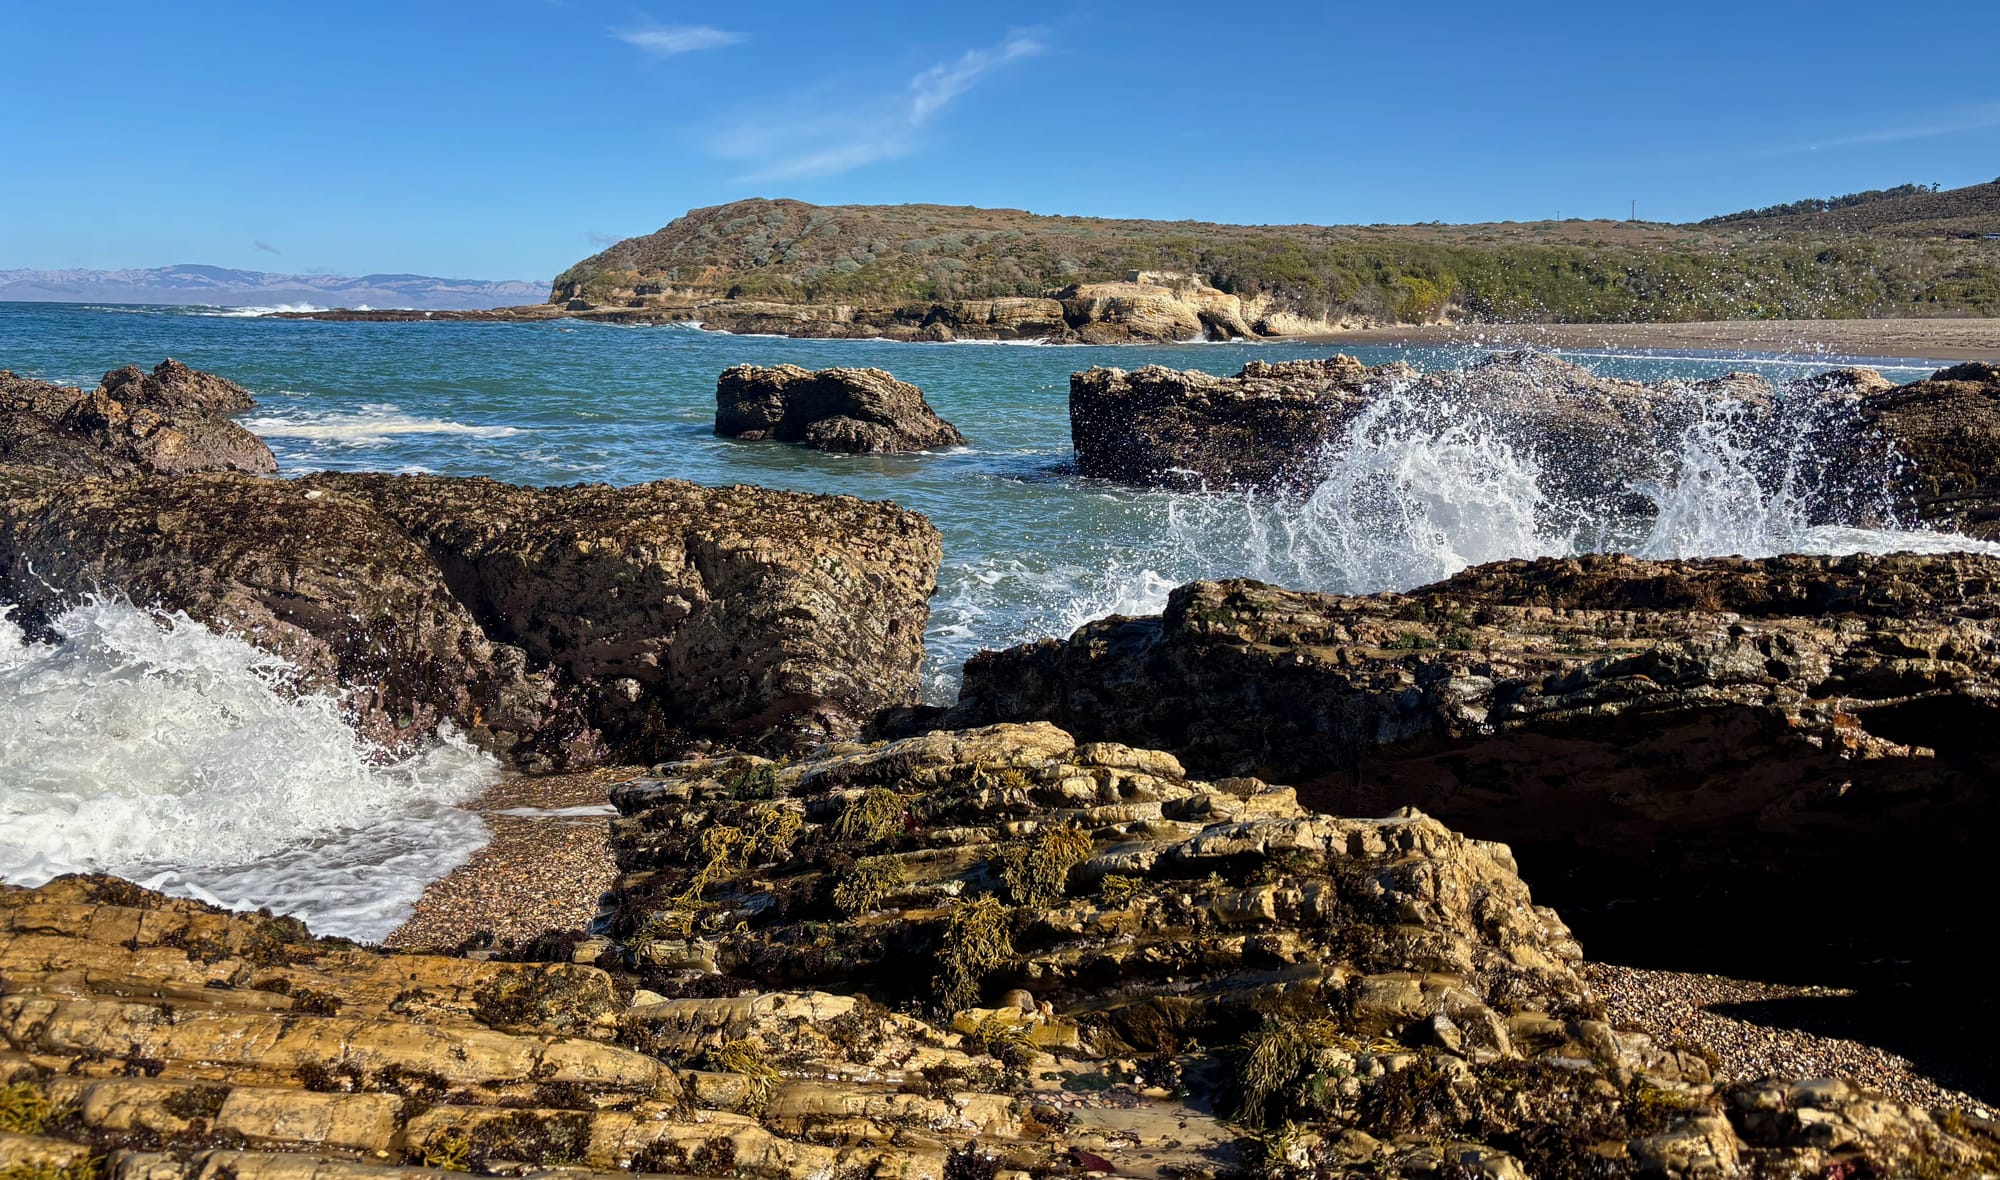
[
  {"xmin": 1585, "ymin": 961, "xmax": 1994, "ymax": 1114},
  {"xmin": 385, "ymin": 766, "xmax": 640, "ymax": 952}
]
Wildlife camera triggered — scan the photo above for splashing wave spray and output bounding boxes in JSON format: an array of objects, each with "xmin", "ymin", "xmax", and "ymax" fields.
[
  {"xmin": 927, "ymin": 363, "xmax": 2000, "ymax": 696},
  {"xmin": 0, "ymin": 597, "xmax": 499, "ymax": 941}
]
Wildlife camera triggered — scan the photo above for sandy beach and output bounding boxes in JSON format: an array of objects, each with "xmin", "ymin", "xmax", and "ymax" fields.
[{"xmin": 1306, "ymin": 317, "xmax": 2000, "ymax": 363}]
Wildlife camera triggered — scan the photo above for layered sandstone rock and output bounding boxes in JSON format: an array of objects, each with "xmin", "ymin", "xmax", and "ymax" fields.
[
  {"xmin": 1055, "ymin": 279, "xmax": 1260, "ymax": 344},
  {"xmin": 0, "ymin": 876, "xmax": 1131, "ymax": 1180},
  {"xmin": 0, "ymin": 359, "xmax": 276, "ymax": 476},
  {"xmin": 715, "ymin": 365, "xmax": 966, "ymax": 453},
  {"xmin": 949, "ymin": 556, "xmax": 2000, "ymax": 975},
  {"xmin": 0, "ymin": 469, "xmax": 940, "ymax": 767},
  {"xmin": 3, "ymin": 735, "xmax": 1993, "ymax": 1179},
  {"xmin": 593, "ymin": 722, "xmax": 1995, "ymax": 1178}
]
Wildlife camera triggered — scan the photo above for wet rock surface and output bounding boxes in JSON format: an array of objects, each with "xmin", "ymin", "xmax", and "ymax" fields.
[
  {"xmin": 7, "ymin": 726, "xmax": 1986, "ymax": 1180},
  {"xmin": 1863, "ymin": 360, "xmax": 2000, "ymax": 538},
  {"xmin": 1069, "ymin": 355, "xmax": 1391, "ymax": 490},
  {"xmin": 1068, "ymin": 351, "xmax": 1985, "ymax": 536},
  {"xmin": 715, "ymin": 365, "xmax": 966, "ymax": 453},
  {"xmin": 0, "ymin": 469, "xmax": 940, "ymax": 768},
  {"xmin": 0, "ymin": 359, "xmax": 276, "ymax": 477},
  {"xmin": 950, "ymin": 556, "xmax": 2000, "ymax": 994}
]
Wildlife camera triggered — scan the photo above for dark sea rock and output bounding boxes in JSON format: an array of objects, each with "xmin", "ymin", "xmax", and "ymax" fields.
[
  {"xmin": 1863, "ymin": 360, "xmax": 2000, "ymax": 538},
  {"xmin": 1069, "ymin": 354, "xmax": 1388, "ymax": 489},
  {"xmin": 1067, "ymin": 351, "xmax": 1987, "ymax": 535},
  {"xmin": 0, "ymin": 358, "xmax": 276, "ymax": 476},
  {"xmin": 715, "ymin": 364, "xmax": 966, "ymax": 453},
  {"xmin": 0, "ymin": 469, "xmax": 941, "ymax": 769}
]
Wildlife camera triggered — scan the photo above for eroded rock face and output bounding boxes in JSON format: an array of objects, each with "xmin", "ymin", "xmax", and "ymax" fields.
[
  {"xmin": 310, "ymin": 473, "xmax": 942, "ymax": 749},
  {"xmin": 0, "ymin": 359, "xmax": 276, "ymax": 476},
  {"xmin": 1070, "ymin": 355, "xmax": 1396, "ymax": 489},
  {"xmin": 949, "ymin": 557, "xmax": 2000, "ymax": 976},
  {"xmin": 593, "ymin": 723, "xmax": 1996, "ymax": 1178},
  {"xmin": 715, "ymin": 364, "xmax": 966, "ymax": 453},
  {"xmin": 1864, "ymin": 360, "xmax": 2000, "ymax": 538},
  {"xmin": 606, "ymin": 722, "xmax": 1587, "ymax": 1026},
  {"xmin": 1056, "ymin": 279, "xmax": 1260, "ymax": 344},
  {"xmin": 0, "ymin": 469, "xmax": 940, "ymax": 767}
]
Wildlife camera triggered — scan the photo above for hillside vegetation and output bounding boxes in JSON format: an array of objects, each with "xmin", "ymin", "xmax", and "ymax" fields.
[{"xmin": 553, "ymin": 182, "xmax": 2000, "ymax": 327}]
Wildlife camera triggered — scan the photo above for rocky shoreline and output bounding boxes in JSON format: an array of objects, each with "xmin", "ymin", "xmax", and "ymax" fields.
[
  {"xmin": 270, "ymin": 300, "xmax": 2000, "ymax": 361},
  {"xmin": 6, "ymin": 352, "xmax": 2000, "ymax": 1177}
]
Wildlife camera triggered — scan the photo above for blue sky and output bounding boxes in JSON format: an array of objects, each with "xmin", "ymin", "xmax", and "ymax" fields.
[{"xmin": 2, "ymin": 1, "xmax": 1994, "ymax": 282}]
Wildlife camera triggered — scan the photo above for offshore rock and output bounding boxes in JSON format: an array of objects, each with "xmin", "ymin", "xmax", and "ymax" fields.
[
  {"xmin": 0, "ymin": 469, "xmax": 940, "ymax": 767},
  {"xmin": 950, "ymin": 556, "xmax": 2000, "ymax": 980},
  {"xmin": 1070, "ymin": 355, "xmax": 1396, "ymax": 489},
  {"xmin": 1067, "ymin": 350, "xmax": 1910, "ymax": 527},
  {"xmin": 715, "ymin": 364, "xmax": 966, "ymax": 453},
  {"xmin": 0, "ymin": 359, "xmax": 275, "ymax": 476},
  {"xmin": 596, "ymin": 723, "xmax": 1996, "ymax": 1178}
]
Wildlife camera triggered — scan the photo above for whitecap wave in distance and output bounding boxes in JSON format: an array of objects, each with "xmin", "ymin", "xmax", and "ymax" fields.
[
  {"xmin": 242, "ymin": 403, "xmax": 523, "ymax": 445},
  {"xmin": 0, "ymin": 597, "xmax": 498, "ymax": 941}
]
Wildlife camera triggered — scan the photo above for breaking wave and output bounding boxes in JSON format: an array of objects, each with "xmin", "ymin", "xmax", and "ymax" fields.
[
  {"xmin": 243, "ymin": 403, "xmax": 523, "ymax": 445},
  {"xmin": 0, "ymin": 597, "xmax": 498, "ymax": 941},
  {"xmin": 924, "ymin": 363, "xmax": 2000, "ymax": 695}
]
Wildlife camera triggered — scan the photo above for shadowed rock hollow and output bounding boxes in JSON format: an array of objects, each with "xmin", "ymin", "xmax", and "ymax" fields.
[{"xmin": 0, "ymin": 468, "xmax": 941, "ymax": 769}]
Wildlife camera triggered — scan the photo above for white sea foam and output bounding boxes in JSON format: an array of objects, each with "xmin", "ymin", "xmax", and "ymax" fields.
[
  {"xmin": 194, "ymin": 303, "xmax": 331, "ymax": 317},
  {"xmin": 490, "ymin": 804, "xmax": 618, "ymax": 819},
  {"xmin": 0, "ymin": 598, "xmax": 498, "ymax": 941},
  {"xmin": 244, "ymin": 403, "xmax": 523, "ymax": 445}
]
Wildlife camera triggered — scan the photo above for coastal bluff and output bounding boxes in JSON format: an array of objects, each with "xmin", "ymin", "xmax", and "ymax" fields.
[{"xmin": 278, "ymin": 185, "xmax": 2000, "ymax": 339}]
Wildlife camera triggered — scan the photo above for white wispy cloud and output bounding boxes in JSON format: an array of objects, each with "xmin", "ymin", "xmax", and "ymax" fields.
[
  {"xmin": 711, "ymin": 30, "xmax": 1048, "ymax": 181},
  {"xmin": 1755, "ymin": 103, "xmax": 2000, "ymax": 158},
  {"xmin": 613, "ymin": 24, "xmax": 744, "ymax": 57},
  {"xmin": 910, "ymin": 32, "xmax": 1045, "ymax": 122}
]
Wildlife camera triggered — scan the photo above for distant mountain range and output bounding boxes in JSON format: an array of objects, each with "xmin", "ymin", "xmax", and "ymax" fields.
[{"xmin": 0, "ymin": 264, "xmax": 545, "ymax": 310}]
